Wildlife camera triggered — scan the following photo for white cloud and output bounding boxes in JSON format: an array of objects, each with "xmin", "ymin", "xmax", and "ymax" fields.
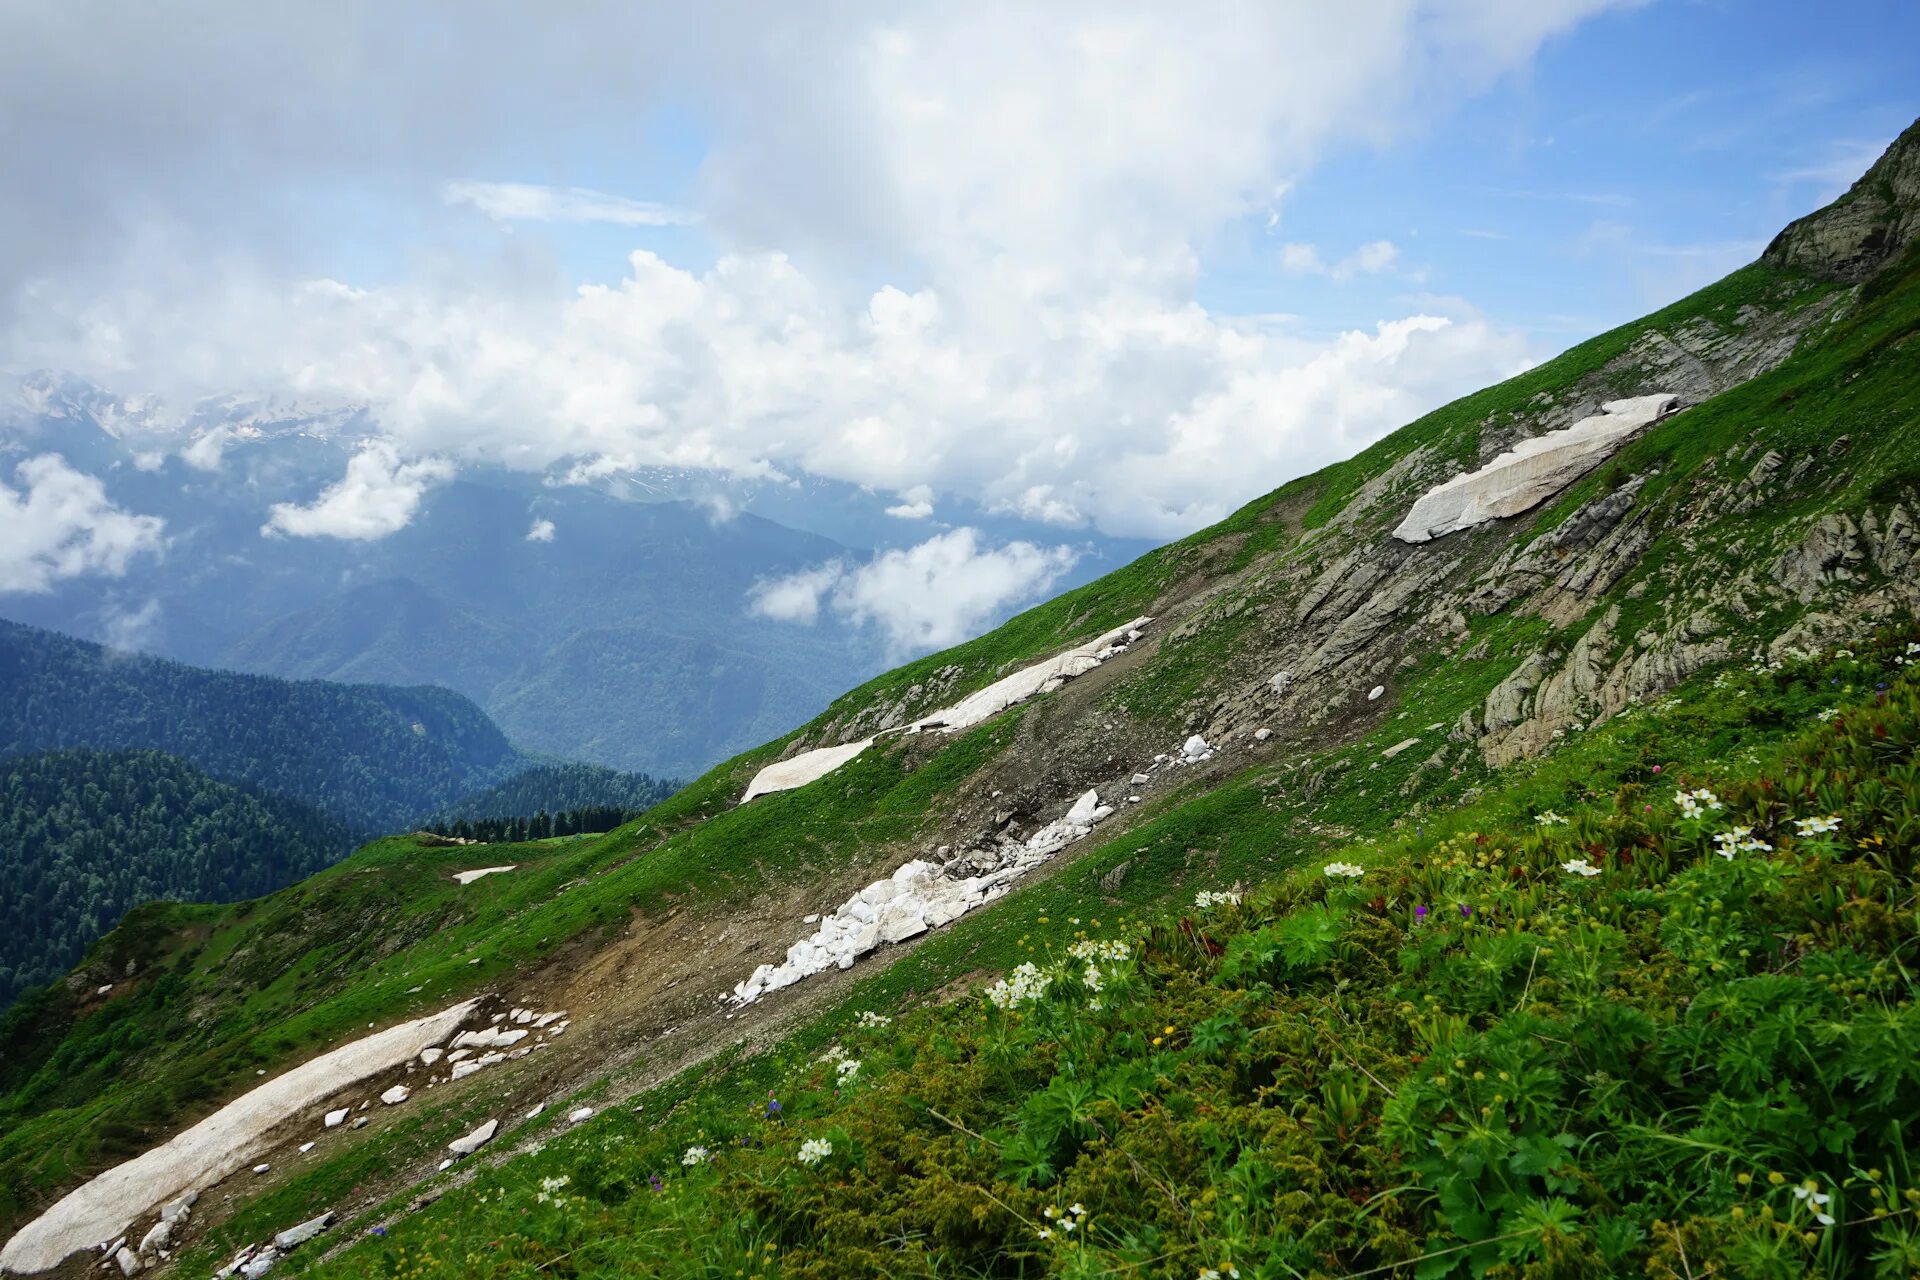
[
  {"xmin": 181, "ymin": 427, "xmax": 230, "ymax": 472},
  {"xmin": 0, "ymin": 454, "xmax": 165, "ymax": 593},
  {"xmin": 443, "ymin": 180, "xmax": 696, "ymax": 227},
  {"xmin": 526, "ymin": 517, "xmax": 556, "ymax": 542},
  {"xmin": 884, "ymin": 484, "xmax": 935, "ymax": 519},
  {"xmin": 1280, "ymin": 239, "xmax": 1402, "ymax": 280},
  {"xmin": 749, "ymin": 528, "xmax": 1076, "ymax": 653},
  {"xmin": 262, "ymin": 441, "xmax": 455, "ymax": 540},
  {"xmin": 2, "ymin": 2, "xmax": 1623, "ymax": 541},
  {"xmin": 102, "ymin": 597, "xmax": 164, "ymax": 650}
]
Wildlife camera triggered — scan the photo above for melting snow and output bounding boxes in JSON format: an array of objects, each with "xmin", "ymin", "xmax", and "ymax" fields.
[
  {"xmin": 452, "ymin": 866, "xmax": 516, "ymax": 885},
  {"xmin": 739, "ymin": 618, "xmax": 1152, "ymax": 804}
]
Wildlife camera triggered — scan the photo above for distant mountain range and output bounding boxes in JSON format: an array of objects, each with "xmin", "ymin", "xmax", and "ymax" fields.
[
  {"xmin": 0, "ymin": 382, "xmax": 1154, "ymax": 780},
  {"xmin": 0, "ymin": 618, "xmax": 674, "ymax": 1007}
]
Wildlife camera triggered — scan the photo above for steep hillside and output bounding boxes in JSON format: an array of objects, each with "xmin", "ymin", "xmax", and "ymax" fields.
[
  {"xmin": 3, "ymin": 122, "xmax": 1918, "ymax": 1280},
  {"xmin": 0, "ymin": 619, "xmax": 522, "ymax": 835},
  {"xmin": 0, "ymin": 750, "xmax": 353, "ymax": 1008}
]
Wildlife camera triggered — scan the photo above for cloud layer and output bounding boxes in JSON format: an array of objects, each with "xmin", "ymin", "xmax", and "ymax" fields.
[
  {"xmin": 0, "ymin": 454, "xmax": 165, "ymax": 593},
  {"xmin": 750, "ymin": 528, "xmax": 1078, "ymax": 653},
  {"xmin": 1, "ymin": 2, "xmax": 1625, "ymax": 542}
]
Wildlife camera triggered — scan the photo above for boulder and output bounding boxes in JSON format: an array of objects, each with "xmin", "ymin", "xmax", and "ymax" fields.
[
  {"xmin": 271, "ymin": 1213, "xmax": 332, "ymax": 1250},
  {"xmin": 1180, "ymin": 735, "xmax": 1210, "ymax": 762},
  {"xmin": 137, "ymin": 1221, "xmax": 171, "ymax": 1256},
  {"xmin": 419, "ymin": 1048, "xmax": 444, "ymax": 1066},
  {"xmin": 447, "ymin": 1119, "xmax": 498, "ymax": 1156},
  {"xmin": 568, "ymin": 1107, "xmax": 594, "ymax": 1123},
  {"xmin": 116, "ymin": 1246, "xmax": 143, "ymax": 1276},
  {"xmin": 380, "ymin": 1086, "xmax": 410, "ymax": 1105}
]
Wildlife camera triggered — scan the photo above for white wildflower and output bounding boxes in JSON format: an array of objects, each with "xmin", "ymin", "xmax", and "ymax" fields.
[
  {"xmin": 1067, "ymin": 939, "xmax": 1130, "ymax": 963},
  {"xmin": 1193, "ymin": 890, "xmax": 1242, "ymax": 909},
  {"xmin": 1322, "ymin": 861, "xmax": 1365, "ymax": 879},
  {"xmin": 1560, "ymin": 859, "xmax": 1601, "ymax": 877},
  {"xmin": 796, "ymin": 1137, "xmax": 833, "ymax": 1166},
  {"xmin": 681, "ymin": 1145, "xmax": 709, "ymax": 1166},
  {"xmin": 1676, "ymin": 789, "xmax": 1723, "ymax": 820},
  {"xmin": 835, "ymin": 1058, "xmax": 861, "ymax": 1084},
  {"xmin": 1536, "ymin": 811, "xmax": 1569, "ymax": 826},
  {"xmin": 855, "ymin": 1010, "xmax": 892, "ymax": 1029},
  {"xmin": 986, "ymin": 962, "xmax": 1052, "ymax": 1009},
  {"xmin": 1793, "ymin": 815, "xmax": 1842, "ymax": 836}
]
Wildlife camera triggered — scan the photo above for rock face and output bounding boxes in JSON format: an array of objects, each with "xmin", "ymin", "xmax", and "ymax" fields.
[
  {"xmin": 1763, "ymin": 117, "xmax": 1920, "ymax": 282},
  {"xmin": 1392, "ymin": 395, "xmax": 1679, "ymax": 544}
]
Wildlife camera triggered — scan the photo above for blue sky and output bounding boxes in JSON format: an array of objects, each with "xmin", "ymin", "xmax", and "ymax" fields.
[{"xmin": 1, "ymin": 0, "xmax": 1915, "ymax": 640}]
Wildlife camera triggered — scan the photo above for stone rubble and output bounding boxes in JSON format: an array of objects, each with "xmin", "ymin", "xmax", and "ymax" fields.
[{"xmin": 730, "ymin": 786, "xmax": 1119, "ymax": 1006}]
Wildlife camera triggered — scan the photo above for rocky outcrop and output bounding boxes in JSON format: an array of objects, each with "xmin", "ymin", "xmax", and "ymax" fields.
[
  {"xmin": 1393, "ymin": 395, "xmax": 1679, "ymax": 544},
  {"xmin": 1774, "ymin": 513, "xmax": 1866, "ymax": 601},
  {"xmin": 1763, "ymin": 118, "xmax": 1920, "ymax": 282}
]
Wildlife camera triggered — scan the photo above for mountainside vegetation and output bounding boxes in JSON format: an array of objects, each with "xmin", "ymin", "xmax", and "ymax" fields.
[
  {"xmin": 0, "ymin": 749, "xmax": 352, "ymax": 1008},
  {"xmin": 0, "ymin": 618, "xmax": 521, "ymax": 835},
  {"xmin": 3, "ymin": 121, "xmax": 1919, "ymax": 1280},
  {"xmin": 425, "ymin": 762, "xmax": 677, "ymax": 829}
]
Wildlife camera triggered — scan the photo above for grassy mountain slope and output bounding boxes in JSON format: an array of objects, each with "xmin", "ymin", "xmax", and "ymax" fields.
[{"xmin": 4, "ymin": 122, "xmax": 1919, "ymax": 1279}]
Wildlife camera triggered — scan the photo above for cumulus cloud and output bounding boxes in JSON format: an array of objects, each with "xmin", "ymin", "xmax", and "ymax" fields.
[
  {"xmin": 0, "ymin": 2, "xmax": 1624, "ymax": 540},
  {"xmin": 749, "ymin": 528, "xmax": 1076, "ymax": 653},
  {"xmin": 526, "ymin": 517, "xmax": 556, "ymax": 542},
  {"xmin": 263, "ymin": 441, "xmax": 455, "ymax": 540},
  {"xmin": 884, "ymin": 484, "xmax": 935, "ymax": 520},
  {"xmin": 0, "ymin": 454, "xmax": 166, "ymax": 593},
  {"xmin": 443, "ymin": 180, "xmax": 696, "ymax": 227}
]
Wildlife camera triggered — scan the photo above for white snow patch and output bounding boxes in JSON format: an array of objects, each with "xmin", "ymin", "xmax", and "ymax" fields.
[
  {"xmin": 738, "ymin": 617, "xmax": 1153, "ymax": 803},
  {"xmin": 1393, "ymin": 395, "xmax": 1678, "ymax": 543},
  {"xmin": 0, "ymin": 1000, "xmax": 478, "ymax": 1274},
  {"xmin": 452, "ymin": 865, "xmax": 516, "ymax": 885}
]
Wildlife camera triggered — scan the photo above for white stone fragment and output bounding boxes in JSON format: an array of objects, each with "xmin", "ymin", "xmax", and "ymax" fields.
[
  {"xmin": 1381, "ymin": 738, "xmax": 1421, "ymax": 758},
  {"xmin": 568, "ymin": 1107, "xmax": 594, "ymax": 1123},
  {"xmin": 1368, "ymin": 686, "xmax": 1385, "ymax": 701},
  {"xmin": 450, "ymin": 1061, "xmax": 481, "ymax": 1081},
  {"xmin": 526, "ymin": 1104, "xmax": 545, "ymax": 1120},
  {"xmin": 1180, "ymin": 735, "xmax": 1211, "ymax": 762},
  {"xmin": 114, "ymin": 1247, "xmax": 141, "ymax": 1276},
  {"xmin": 380, "ymin": 1086, "xmax": 410, "ymax": 1106},
  {"xmin": 296, "ymin": 1142, "xmax": 314, "ymax": 1154},
  {"xmin": 271, "ymin": 1213, "xmax": 332, "ymax": 1250},
  {"xmin": 136, "ymin": 1221, "xmax": 170, "ymax": 1256},
  {"xmin": 1393, "ymin": 394, "xmax": 1679, "ymax": 543},
  {"xmin": 322, "ymin": 1109, "xmax": 349, "ymax": 1129},
  {"xmin": 419, "ymin": 1048, "xmax": 443, "ymax": 1066},
  {"xmin": 447, "ymin": 1120, "xmax": 498, "ymax": 1156},
  {"xmin": 252, "ymin": 1165, "xmax": 270, "ymax": 1175},
  {"xmin": 451, "ymin": 1026, "xmax": 527, "ymax": 1051},
  {"xmin": 451, "ymin": 865, "xmax": 516, "ymax": 885},
  {"xmin": 1253, "ymin": 728, "xmax": 1273, "ymax": 741}
]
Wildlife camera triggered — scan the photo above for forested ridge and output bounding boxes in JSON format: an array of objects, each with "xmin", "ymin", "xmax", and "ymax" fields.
[
  {"xmin": 0, "ymin": 749, "xmax": 352, "ymax": 1006},
  {"xmin": 0, "ymin": 618, "xmax": 521, "ymax": 834}
]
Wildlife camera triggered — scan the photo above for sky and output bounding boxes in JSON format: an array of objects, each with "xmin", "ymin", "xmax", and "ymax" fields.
[{"xmin": 1, "ymin": 0, "xmax": 1915, "ymax": 649}]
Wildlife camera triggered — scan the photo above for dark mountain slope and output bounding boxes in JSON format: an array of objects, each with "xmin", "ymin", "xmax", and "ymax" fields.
[
  {"xmin": 0, "ymin": 618, "xmax": 521, "ymax": 836},
  {"xmin": 0, "ymin": 749, "xmax": 352, "ymax": 1008}
]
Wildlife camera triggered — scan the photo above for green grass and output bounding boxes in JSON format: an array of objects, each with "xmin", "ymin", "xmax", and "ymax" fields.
[{"xmin": 298, "ymin": 626, "xmax": 1920, "ymax": 1280}]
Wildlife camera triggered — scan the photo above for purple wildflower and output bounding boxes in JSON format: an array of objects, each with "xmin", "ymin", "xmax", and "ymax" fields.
[
  {"xmin": 1414, "ymin": 905, "xmax": 1428, "ymax": 921},
  {"xmin": 649, "ymin": 1174, "xmax": 664, "ymax": 1193},
  {"xmin": 764, "ymin": 1094, "xmax": 782, "ymax": 1119},
  {"xmin": 1458, "ymin": 903, "xmax": 1472, "ymax": 919},
  {"xmin": 371, "ymin": 1227, "xmax": 387, "ymax": 1238}
]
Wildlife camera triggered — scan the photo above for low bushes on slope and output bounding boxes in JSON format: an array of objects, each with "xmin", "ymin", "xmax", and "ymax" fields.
[{"xmin": 312, "ymin": 627, "xmax": 1920, "ymax": 1280}]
